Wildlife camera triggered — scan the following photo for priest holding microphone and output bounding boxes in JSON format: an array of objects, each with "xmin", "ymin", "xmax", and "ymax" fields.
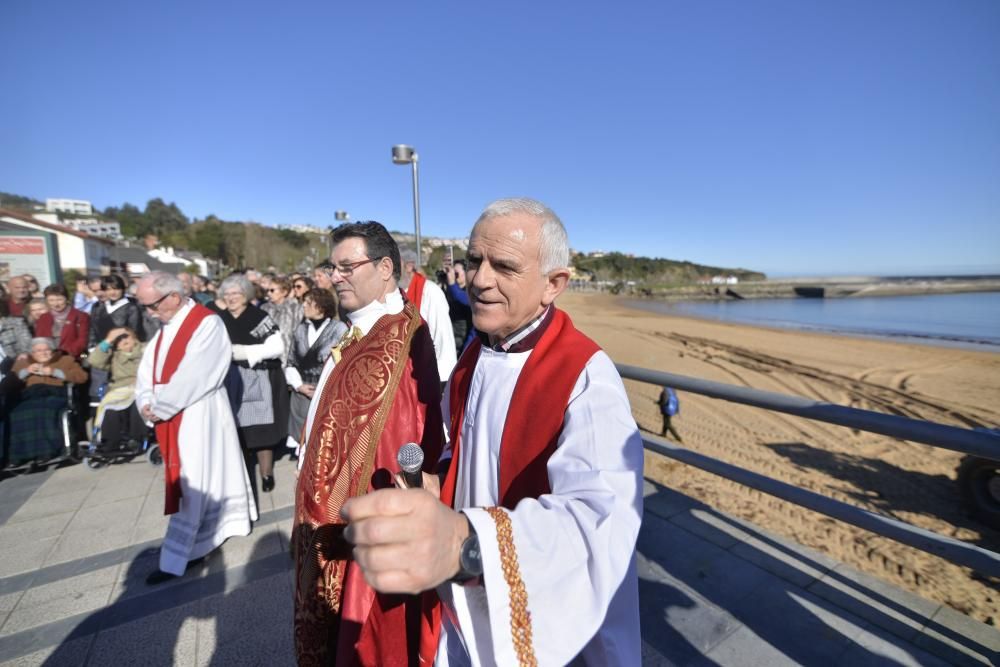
[
  {"xmin": 343, "ymin": 199, "xmax": 645, "ymax": 665},
  {"xmin": 292, "ymin": 221, "xmax": 444, "ymax": 666}
]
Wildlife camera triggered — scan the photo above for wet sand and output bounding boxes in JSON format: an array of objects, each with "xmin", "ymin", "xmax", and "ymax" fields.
[{"xmin": 558, "ymin": 291, "xmax": 1000, "ymax": 625}]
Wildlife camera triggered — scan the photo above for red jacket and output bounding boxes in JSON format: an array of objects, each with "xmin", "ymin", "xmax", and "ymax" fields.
[{"xmin": 34, "ymin": 308, "xmax": 90, "ymax": 358}]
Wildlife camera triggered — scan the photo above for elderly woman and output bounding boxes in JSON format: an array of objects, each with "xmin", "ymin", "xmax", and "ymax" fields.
[
  {"xmin": 33, "ymin": 284, "xmax": 90, "ymax": 358},
  {"xmin": 89, "ymin": 274, "xmax": 144, "ymax": 347},
  {"xmin": 284, "ymin": 288, "xmax": 347, "ymax": 456},
  {"xmin": 261, "ymin": 276, "xmax": 302, "ymax": 367},
  {"xmin": 4, "ymin": 338, "xmax": 87, "ymax": 466},
  {"xmin": 218, "ymin": 273, "xmax": 289, "ymax": 493}
]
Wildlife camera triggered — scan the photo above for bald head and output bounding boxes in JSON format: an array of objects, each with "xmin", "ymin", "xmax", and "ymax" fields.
[{"xmin": 7, "ymin": 276, "xmax": 30, "ymax": 302}]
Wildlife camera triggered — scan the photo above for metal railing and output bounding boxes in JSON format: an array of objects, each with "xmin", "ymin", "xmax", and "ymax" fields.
[{"xmin": 617, "ymin": 363, "xmax": 1000, "ymax": 578}]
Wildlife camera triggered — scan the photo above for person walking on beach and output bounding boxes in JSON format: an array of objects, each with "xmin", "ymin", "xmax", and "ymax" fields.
[{"xmin": 659, "ymin": 385, "xmax": 683, "ymax": 441}]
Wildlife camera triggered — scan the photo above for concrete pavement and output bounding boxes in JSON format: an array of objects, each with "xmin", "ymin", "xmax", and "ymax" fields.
[{"xmin": 0, "ymin": 457, "xmax": 996, "ymax": 666}]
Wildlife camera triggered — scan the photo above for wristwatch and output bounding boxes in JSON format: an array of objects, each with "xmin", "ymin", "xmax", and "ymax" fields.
[{"xmin": 452, "ymin": 513, "xmax": 483, "ymax": 583}]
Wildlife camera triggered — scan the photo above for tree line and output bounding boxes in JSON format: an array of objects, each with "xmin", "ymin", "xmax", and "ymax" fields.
[{"xmin": 572, "ymin": 252, "xmax": 766, "ymax": 285}]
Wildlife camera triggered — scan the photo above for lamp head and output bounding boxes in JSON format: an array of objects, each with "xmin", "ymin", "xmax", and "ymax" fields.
[{"xmin": 392, "ymin": 144, "xmax": 416, "ymax": 164}]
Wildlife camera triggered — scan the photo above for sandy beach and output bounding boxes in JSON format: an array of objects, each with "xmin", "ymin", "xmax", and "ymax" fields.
[{"xmin": 557, "ymin": 291, "xmax": 1000, "ymax": 625}]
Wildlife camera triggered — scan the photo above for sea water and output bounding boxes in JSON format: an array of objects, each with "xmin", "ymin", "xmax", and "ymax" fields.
[{"xmin": 623, "ymin": 292, "xmax": 1000, "ymax": 351}]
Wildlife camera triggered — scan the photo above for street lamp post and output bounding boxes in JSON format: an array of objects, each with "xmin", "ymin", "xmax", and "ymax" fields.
[
  {"xmin": 391, "ymin": 144, "xmax": 421, "ymax": 270},
  {"xmin": 330, "ymin": 211, "xmax": 350, "ymax": 255}
]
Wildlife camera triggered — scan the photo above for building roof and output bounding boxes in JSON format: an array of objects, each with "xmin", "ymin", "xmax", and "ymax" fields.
[
  {"xmin": 109, "ymin": 246, "xmax": 183, "ymax": 275},
  {"xmin": 0, "ymin": 208, "xmax": 114, "ymax": 246}
]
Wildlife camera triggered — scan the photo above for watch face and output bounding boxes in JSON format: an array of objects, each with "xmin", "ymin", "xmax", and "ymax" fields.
[{"xmin": 461, "ymin": 534, "xmax": 483, "ymax": 577}]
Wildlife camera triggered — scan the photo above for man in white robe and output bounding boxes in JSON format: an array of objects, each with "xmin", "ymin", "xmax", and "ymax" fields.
[
  {"xmin": 135, "ymin": 272, "xmax": 257, "ymax": 585},
  {"xmin": 343, "ymin": 198, "xmax": 644, "ymax": 665},
  {"xmin": 401, "ymin": 256, "xmax": 458, "ymax": 384}
]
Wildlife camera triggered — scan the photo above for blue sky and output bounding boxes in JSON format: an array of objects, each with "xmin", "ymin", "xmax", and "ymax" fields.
[{"xmin": 2, "ymin": 0, "xmax": 998, "ymax": 277}]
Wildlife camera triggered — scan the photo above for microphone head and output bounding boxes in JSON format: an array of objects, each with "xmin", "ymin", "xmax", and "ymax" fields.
[{"xmin": 397, "ymin": 442, "xmax": 424, "ymax": 475}]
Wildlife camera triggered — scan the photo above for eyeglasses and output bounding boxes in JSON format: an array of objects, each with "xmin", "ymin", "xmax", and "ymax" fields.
[
  {"xmin": 140, "ymin": 292, "xmax": 174, "ymax": 312},
  {"xmin": 329, "ymin": 257, "xmax": 382, "ymax": 277}
]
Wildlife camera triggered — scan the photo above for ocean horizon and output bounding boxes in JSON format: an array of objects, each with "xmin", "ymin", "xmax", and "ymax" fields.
[{"xmin": 623, "ymin": 291, "xmax": 1000, "ymax": 351}]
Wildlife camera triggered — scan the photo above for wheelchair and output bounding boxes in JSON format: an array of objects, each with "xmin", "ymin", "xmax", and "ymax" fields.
[
  {"xmin": 1, "ymin": 382, "xmax": 81, "ymax": 475},
  {"xmin": 79, "ymin": 386, "xmax": 161, "ymax": 470}
]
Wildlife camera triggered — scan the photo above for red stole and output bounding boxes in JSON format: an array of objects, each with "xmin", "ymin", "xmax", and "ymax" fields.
[
  {"xmin": 441, "ymin": 308, "xmax": 601, "ymax": 509},
  {"xmin": 405, "ymin": 271, "xmax": 426, "ymax": 312},
  {"xmin": 152, "ymin": 303, "xmax": 216, "ymax": 515}
]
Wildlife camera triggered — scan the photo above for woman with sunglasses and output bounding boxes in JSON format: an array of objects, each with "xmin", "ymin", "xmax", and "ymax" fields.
[
  {"xmin": 290, "ymin": 276, "xmax": 313, "ymax": 302},
  {"xmin": 261, "ymin": 276, "xmax": 302, "ymax": 367}
]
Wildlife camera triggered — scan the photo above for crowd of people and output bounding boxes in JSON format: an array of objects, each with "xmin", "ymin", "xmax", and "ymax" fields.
[
  {"xmin": 0, "ymin": 259, "xmax": 475, "ymax": 479},
  {"xmin": 1, "ymin": 198, "xmax": 646, "ymax": 665}
]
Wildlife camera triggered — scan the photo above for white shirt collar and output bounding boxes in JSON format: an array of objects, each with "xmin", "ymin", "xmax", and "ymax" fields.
[
  {"xmin": 347, "ymin": 289, "xmax": 403, "ymax": 336},
  {"xmin": 105, "ymin": 297, "xmax": 130, "ymax": 314},
  {"xmin": 163, "ymin": 298, "xmax": 196, "ymax": 330}
]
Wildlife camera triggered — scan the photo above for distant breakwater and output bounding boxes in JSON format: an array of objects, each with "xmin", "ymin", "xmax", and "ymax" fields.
[{"xmin": 591, "ymin": 277, "xmax": 1000, "ymax": 302}]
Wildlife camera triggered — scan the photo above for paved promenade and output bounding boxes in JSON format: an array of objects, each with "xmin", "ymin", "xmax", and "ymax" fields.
[{"xmin": 0, "ymin": 457, "xmax": 997, "ymax": 666}]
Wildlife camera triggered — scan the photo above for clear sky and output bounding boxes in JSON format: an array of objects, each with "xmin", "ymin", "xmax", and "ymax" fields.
[{"xmin": 2, "ymin": 0, "xmax": 998, "ymax": 277}]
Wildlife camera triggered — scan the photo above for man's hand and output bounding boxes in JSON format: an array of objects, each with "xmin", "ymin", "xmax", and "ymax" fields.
[
  {"xmin": 105, "ymin": 327, "xmax": 126, "ymax": 343},
  {"xmin": 342, "ymin": 488, "xmax": 468, "ymax": 594},
  {"xmin": 298, "ymin": 383, "xmax": 316, "ymax": 398},
  {"xmin": 445, "ymin": 266, "xmax": 456, "ymax": 285},
  {"xmin": 140, "ymin": 404, "xmax": 159, "ymax": 423}
]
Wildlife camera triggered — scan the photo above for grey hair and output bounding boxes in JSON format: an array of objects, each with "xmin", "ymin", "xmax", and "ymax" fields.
[
  {"xmin": 474, "ymin": 197, "xmax": 570, "ymax": 274},
  {"xmin": 143, "ymin": 271, "xmax": 184, "ymax": 298},
  {"xmin": 30, "ymin": 337, "xmax": 55, "ymax": 350},
  {"xmin": 218, "ymin": 273, "xmax": 255, "ymax": 301}
]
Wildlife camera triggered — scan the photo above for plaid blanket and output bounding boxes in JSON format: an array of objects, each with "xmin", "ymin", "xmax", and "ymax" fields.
[{"xmin": 5, "ymin": 385, "xmax": 68, "ymax": 464}]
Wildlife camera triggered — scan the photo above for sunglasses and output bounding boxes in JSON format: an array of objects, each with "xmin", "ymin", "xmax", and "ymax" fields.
[
  {"xmin": 293, "ymin": 283, "xmax": 307, "ymax": 290},
  {"xmin": 267, "ymin": 287, "xmax": 282, "ymax": 293},
  {"xmin": 140, "ymin": 292, "xmax": 174, "ymax": 312}
]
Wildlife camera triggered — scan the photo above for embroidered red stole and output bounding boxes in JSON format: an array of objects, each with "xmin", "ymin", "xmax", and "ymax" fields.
[
  {"xmin": 152, "ymin": 303, "xmax": 216, "ymax": 515},
  {"xmin": 293, "ymin": 302, "xmax": 443, "ymax": 667},
  {"xmin": 405, "ymin": 271, "xmax": 426, "ymax": 312},
  {"xmin": 441, "ymin": 308, "xmax": 601, "ymax": 509}
]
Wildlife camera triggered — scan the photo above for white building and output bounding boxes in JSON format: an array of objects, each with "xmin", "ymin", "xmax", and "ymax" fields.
[
  {"xmin": 45, "ymin": 198, "xmax": 93, "ymax": 216},
  {"xmin": 0, "ymin": 209, "xmax": 112, "ymax": 274}
]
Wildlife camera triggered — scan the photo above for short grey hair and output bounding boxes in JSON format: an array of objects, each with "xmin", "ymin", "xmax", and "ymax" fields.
[
  {"xmin": 30, "ymin": 337, "xmax": 55, "ymax": 350},
  {"xmin": 474, "ymin": 197, "xmax": 570, "ymax": 274},
  {"xmin": 143, "ymin": 271, "xmax": 184, "ymax": 298},
  {"xmin": 218, "ymin": 273, "xmax": 255, "ymax": 301}
]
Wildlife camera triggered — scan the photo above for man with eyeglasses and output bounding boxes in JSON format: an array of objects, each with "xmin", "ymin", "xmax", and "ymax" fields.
[
  {"xmin": 134, "ymin": 271, "xmax": 257, "ymax": 586},
  {"xmin": 293, "ymin": 222, "xmax": 444, "ymax": 666}
]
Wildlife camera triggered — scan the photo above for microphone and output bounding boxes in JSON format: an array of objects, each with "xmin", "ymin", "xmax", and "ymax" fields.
[{"xmin": 396, "ymin": 443, "xmax": 424, "ymax": 489}]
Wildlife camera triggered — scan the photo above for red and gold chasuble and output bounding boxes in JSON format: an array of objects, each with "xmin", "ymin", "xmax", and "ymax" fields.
[
  {"xmin": 152, "ymin": 303, "xmax": 216, "ymax": 515},
  {"xmin": 293, "ymin": 301, "xmax": 443, "ymax": 667}
]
